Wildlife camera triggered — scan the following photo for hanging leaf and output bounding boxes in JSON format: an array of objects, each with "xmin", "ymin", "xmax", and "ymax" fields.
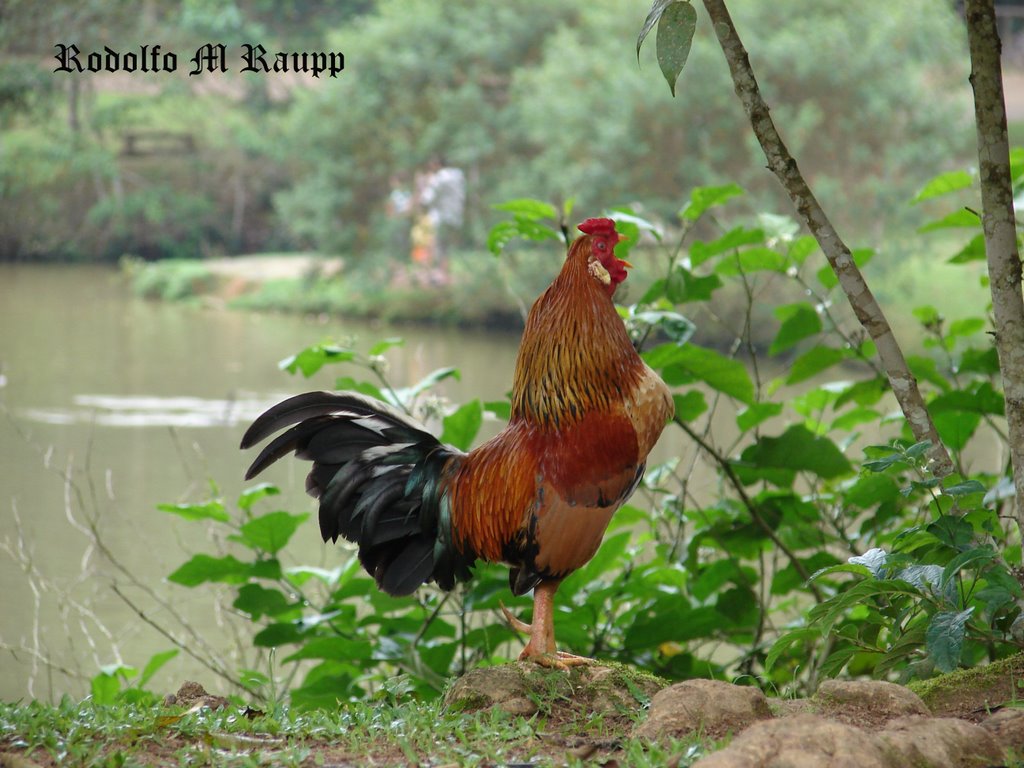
[{"xmin": 656, "ymin": 2, "xmax": 698, "ymax": 97}]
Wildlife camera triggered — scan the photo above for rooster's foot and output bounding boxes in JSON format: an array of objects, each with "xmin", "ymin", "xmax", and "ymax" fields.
[{"xmin": 521, "ymin": 650, "xmax": 594, "ymax": 671}]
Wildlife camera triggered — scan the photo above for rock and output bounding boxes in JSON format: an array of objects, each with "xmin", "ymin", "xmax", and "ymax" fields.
[
  {"xmin": 443, "ymin": 661, "xmax": 664, "ymax": 719},
  {"xmin": 162, "ymin": 680, "xmax": 230, "ymax": 711},
  {"xmin": 635, "ymin": 679, "xmax": 772, "ymax": 741},
  {"xmin": 813, "ymin": 679, "xmax": 929, "ymax": 727},
  {"xmin": 877, "ymin": 715, "xmax": 1003, "ymax": 767},
  {"xmin": 910, "ymin": 651, "xmax": 1024, "ymax": 720},
  {"xmin": 691, "ymin": 714, "xmax": 892, "ymax": 768},
  {"xmin": 983, "ymin": 707, "xmax": 1024, "ymax": 753},
  {"xmin": 444, "ymin": 664, "xmax": 540, "ymax": 716}
]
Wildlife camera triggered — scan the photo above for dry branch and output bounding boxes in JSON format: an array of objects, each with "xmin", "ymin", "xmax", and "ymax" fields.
[{"xmin": 964, "ymin": 0, "xmax": 1024, "ymax": 557}]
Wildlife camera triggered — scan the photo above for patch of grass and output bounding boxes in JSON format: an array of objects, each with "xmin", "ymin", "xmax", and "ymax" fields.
[{"xmin": 0, "ymin": 682, "xmax": 715, "ymax": 767}]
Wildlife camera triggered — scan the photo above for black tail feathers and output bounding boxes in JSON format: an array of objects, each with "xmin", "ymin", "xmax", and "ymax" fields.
[{"xmin": 241, "ymin": 391, "xmax": 476, "ymax": 595}]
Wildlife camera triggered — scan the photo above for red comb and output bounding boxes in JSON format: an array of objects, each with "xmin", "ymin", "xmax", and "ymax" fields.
[{"xmin": 577, "ymin": 217, "xmax": 617, "ymax": 236}]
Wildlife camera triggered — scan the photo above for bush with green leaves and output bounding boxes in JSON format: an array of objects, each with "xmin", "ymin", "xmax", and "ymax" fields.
[{"xmin": 156, "ymin": 165, "xmax": 1023, "ymax": 705}]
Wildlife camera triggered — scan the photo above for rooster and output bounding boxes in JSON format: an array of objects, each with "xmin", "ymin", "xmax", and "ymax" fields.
[{"xmin": 241, "ymin": 218, "xmax": 674, "ymax": 668}]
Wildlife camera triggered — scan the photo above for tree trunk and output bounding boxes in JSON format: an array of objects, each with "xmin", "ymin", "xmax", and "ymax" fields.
[
  {"xmin": 700, "ymin": 0, "xmax": 954, "ymax": 478},
  {"xmin": 964, "ymin": 0, "xmax": 1024, "ymax": 559}
]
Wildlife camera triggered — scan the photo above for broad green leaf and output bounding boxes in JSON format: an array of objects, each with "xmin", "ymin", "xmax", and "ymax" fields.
[
  {"xmin": 770, "ymin": 302, "xmax": 822, "ymax": 355},
  {"xmin": 739, "ymin": 425, "xmax": 852, "ymax": 480},
  {"xmin": 673, "ymin": 390, "xmax": 707, "ymax": 421},
  {"xmin": 656, "ymin": 1, "xmax": 697, "ymax": 97},
  {"xmin": 765, "ymin": 627, "xmax": 820, "ymax": 672},
  {"xmin": 787, "ymin": 236, "xmax": 818, "ymax": 265},
  {"xmin": 941, "ymin": 547, "xmax": 995, "ymax": 587},
  {"xmin": 843, "ymin": 473, "xmax": 899, "ymax": 509},
  {"xmin": 168, "ymin": 554, "xmax": 254, "ymax": 587},
  {"xmin": 235, "ymin": 511, "xmax": 310, "ymax": 554},
  {"xmin": 280, "ymin": 344, "xmax": 354, "ymax": 378},
  {"xmin": 283, "ymin": 637, "xmax": 374, "ymax": 664},
  {"xmin": 932, "ymin": 410, "xmax": 981, "ymax": 452},
  {"xmin": 679, "ymin": 183, "xmax": 745, "ymax": 221},
  {"xmin": 491, "ymin": 198, "xmax": 558, "ymax": 220},
  {"xmin": 941, "ymin": 479, "xmax": 986, "ymax": 497},
  {"xmin": 736, "ymin": 402, "xmax": 782, "ymax": 432},
  {"xmin": 906, "ymin": 356, "xmax": 952, "ymax": 392},
  {"xmin": 947, "ymin": 317, "xmax": 986, "ymax": 338},
  {"xmin": 237, "ymin": 483, "xmax": 280, "ymax": 512},
  {"xmin": 927, "ymin": 514, "xmax": 974, "ymax": 550},
  {"xmin": 666, "ymin": 267, "xmax": 722, "ymax": 303},
  {"xmin": 716, "ymin": 246, "xmax": 789, "ymax": 275},
  {"xmin": 441, "ymin": 399, "xmax": 483, "ymax": 451},
  {"xmin": 484, "ymin": 399, "xmax": 511, "ymax": 421},
  {"xmin": 912, "ymin": 305, "xmax": 941, "ymax": 326},
  {"xmin": 785, "ymin": 345, "xmax": 847, "ymax": 385},
  {"xmin": 254, "ymin": 621, "xmax": 306, "ymax": 648},
  {"xmin": 644, "ymin": 343, "xmax": 755, "ymax": 404},
  {"xmin": 917, "ymin": 208, "xmax": 981, "ymax": 233},
  {"xmin": 233, "ymin": 583, "xmax": 294, "ymax": 619},
  {"xmin": 926, "ymin": 608, "xmax": 974, "ymax": 673},
  {"xmin": 831, "ymin": 407, "xmax": 880, "ymax": 431},
  {"xmin": 90, "ymin": 670, "xmax": 123, "ymax": 705},
  {"xmin": 834, "ymin": 377, "xmax": 888, "ymax": 408},
  {"xmin": 486, "ymin": 216, "xmax": 560, "ymax": 256},
  {"xmin": 368, "ymin": 337, "xmax": 405, "ymax": 356},
  {"xmin": 157, "ymin": 500, "xmax": 229, "ymax": 523},
  {"xmin": 948, "ymin": 233, "xmax": 986, "ymax": 264},
  {"xmin": 912, "ymin": 170, "xmax": 973, "ymax": 204},
  {"xmin": 333, "ymin": 376, "xmax": 386, "ymax": 401},
  {"xmin": 690, "ymin": 226, "xmax": 764, "ymax": 266},
  {"xmin": 137, "ymin": 649, "xmax": 179, "ymax": 689}
]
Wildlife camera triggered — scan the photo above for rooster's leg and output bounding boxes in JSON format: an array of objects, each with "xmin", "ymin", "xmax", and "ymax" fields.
[{"xmin": 515, "ymin": 580, "xmax": 592, "ymax": 670}]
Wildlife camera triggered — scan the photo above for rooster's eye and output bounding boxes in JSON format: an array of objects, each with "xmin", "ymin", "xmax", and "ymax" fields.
[{"xmin": 596, "ymin": 241, "xmax": 607, "ymax": 251}]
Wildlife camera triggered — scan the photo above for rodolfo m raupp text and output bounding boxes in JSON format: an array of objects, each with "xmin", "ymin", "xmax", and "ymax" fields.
[{"xmin": 53, "ymin": 43, "xmax": 344, "ymax": 78}]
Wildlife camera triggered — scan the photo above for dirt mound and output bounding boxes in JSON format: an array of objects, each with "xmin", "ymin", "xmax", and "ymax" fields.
[{"xmin": 447, "ymin": 656, "xmax": 1024, "ymax": 767}]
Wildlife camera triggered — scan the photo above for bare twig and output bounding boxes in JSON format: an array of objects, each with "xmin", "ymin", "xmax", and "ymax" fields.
[
  {"xmin": 701, "ymin": 0, "xmax": 954, "ymax": 477},
  {"xmin": 674, "ymin": 416, "xmax": 823, "ymax": 601}
]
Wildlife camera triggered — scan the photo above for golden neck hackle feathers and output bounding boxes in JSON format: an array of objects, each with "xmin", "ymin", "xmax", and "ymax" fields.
[{"xmin": 509, "ymin": 235, "xmax": 643, "ymax": 429}]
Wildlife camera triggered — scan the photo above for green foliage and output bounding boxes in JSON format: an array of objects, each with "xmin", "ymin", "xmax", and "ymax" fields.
[{"xmin": 89, "ymin": 650, "xmax": 179, "ymax": 706}]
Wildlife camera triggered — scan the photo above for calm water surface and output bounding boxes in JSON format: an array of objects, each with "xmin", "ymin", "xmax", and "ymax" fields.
[{"xmin": 0, "ymin": 264, "xmax": 536, "ymax": 701}]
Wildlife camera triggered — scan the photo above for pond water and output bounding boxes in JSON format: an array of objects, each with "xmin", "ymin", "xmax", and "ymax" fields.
[{"xmin": 0, "ymin": 264, "xmax": 545, "ymax": 702}]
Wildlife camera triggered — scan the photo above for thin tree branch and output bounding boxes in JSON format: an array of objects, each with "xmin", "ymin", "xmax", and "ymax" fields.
[
  {"xmin": 701, "ymin": 0, "xmax": 954, "ymax": 478},
  {"xmin": 964, "ymin": 0, "xmax": 1024, "ymax": 563},
  {"xmin": 674, "ymin": 416, "xmax": 823, "ymax": 601}
]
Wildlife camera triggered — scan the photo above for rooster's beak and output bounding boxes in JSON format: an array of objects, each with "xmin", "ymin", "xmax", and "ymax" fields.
[{"xmin": 619, "ymin": 258, "xmax": 634, "ymax": 269}]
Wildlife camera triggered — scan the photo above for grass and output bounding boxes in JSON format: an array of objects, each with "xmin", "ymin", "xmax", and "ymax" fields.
[{"xmin": 0, "ymin": 691, "xmax": 708, "ymax": 767}]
